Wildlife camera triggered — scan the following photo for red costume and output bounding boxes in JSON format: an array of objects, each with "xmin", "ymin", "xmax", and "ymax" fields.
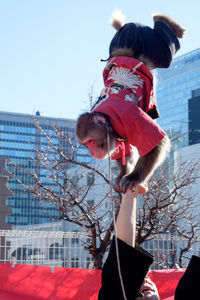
[{"xmin": 91, "ymin": 56, "xmax": 166, "ymax": 161}]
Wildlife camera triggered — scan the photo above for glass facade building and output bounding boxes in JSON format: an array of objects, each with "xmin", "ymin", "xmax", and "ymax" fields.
[
  {"xmin": 188, "ymin": 88, "xmax": 200, "ymax": 145},
  {"xmin": 156, "ymin": 48, "xmax": 200, "ymax": 146},
  {"xmin": 0, "ymin": 111, "xmax": 91, "ymax": 226}
]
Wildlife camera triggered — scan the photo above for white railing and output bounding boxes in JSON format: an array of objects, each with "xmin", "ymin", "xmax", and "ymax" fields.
[
  {"xmin": 0, "ymin": 230, "xmax": 199, "ymax": 269},
  {"xmin": 143, "ymin": 234, "xmax": 200, "ymax": 269},
  {"xmin": 0, "ymin": 230, "xmax": 93, "ymax": 269}
]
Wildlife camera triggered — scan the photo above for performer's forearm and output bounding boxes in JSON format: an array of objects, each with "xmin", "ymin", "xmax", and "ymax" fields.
[{"xmin": 116, "ymin": 189, "xmax": 137, "ymax": 247}]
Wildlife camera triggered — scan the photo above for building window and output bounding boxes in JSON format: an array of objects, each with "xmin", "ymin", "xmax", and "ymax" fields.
[
  {"xmin": 71, "ymin": 257, "xmax": 79, "ymax": 268},
  {"xmin": 49, "ymin": 243, "xmax": 63, "ymax": 260},
  {"xmin": 72, "ymin": 232, "xmax": 79, "ymax": 244}
]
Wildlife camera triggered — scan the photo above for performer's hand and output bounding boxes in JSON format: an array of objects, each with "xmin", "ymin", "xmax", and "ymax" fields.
[
  {"xmin": 126, "ymin": 183, "xmax": 148, "ymax": 197},
  {"xmin": 136, "ymin": 183, "xmax": 148, "ymax": 195}
]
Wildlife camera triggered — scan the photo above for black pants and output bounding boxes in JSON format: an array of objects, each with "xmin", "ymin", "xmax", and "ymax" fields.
[
  {"xmin": 98, "ymin": 237, "xmax": 200, "ymax": 300},
  {"xmin": 98, "ymin": 237, "xmax": 153, "ymax": 300},
  {"xmin": 175, "ymin": 255, "xmax": 200, "ymax": 300}
]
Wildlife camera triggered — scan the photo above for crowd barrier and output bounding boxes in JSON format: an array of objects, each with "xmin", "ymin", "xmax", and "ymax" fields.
[{"xmin": 0, "ymin": 263, "xmax": 185, "ymax": 300}]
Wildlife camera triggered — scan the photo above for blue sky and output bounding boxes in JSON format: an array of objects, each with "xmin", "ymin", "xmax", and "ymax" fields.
[{"xmin": 0, "ymin": 0, "xmax": 199, "ymax": 120}]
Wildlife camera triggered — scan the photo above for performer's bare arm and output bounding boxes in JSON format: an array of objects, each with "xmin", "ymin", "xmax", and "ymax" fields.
[{"xmin": 116, "ymin": 185, "xmax": 147, "ymax": 247}]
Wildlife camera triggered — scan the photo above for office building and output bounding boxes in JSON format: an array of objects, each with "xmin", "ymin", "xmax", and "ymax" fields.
[
  {"xmin": 0, "ymin": 158, "xmax": 12, "ymax": 230},
  {"xmin": 188, "ymin": 88, "xmax": 200, "ymax": 145},
  {"xmin": 0, "ymin": 111, "xmax": 91, "ymax": 226},
  {"xmin": 156, "ymin": 48, "xmax": 200, "ymax": 146}
]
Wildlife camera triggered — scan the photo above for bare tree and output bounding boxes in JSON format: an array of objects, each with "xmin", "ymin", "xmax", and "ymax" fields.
[
  {"xmin": 136, "ymin": 158, "xmax": 200, "ymax": 268},
  {"xmin": 177, "ymin": 224, "xmax": 199, "ymax": 268},
  {"xmin": 8, "ymin": 118, "xmax": 200, "ymax": 269}
]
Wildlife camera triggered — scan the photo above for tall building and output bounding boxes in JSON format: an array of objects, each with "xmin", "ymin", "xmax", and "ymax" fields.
[
  {"xmin": 0, "ymin": 158, "xmax": 12, "ymax": 230},
  {"xmin": 188, "ymin": 88, "xmax": 200, "ymax": 145},
  {"xmin": 0, "ymin": 111, "xmax": 91, "ymax": 226},
  {"xmin": 156, "ymin": 48, "xmax": 200, "ymax": 146}
]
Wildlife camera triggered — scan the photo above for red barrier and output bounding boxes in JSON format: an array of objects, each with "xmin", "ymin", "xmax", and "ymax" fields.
[
  {"xmin": 0, "ymin": 263, "xmax": 185, "ymax": 300},
  {"xmin": 149, "ymin": 269, "xmax": 185, "ymax": 299},
  {"xmin": 0, "ymin": 263, "xmax": 101, "ymax": 300}
]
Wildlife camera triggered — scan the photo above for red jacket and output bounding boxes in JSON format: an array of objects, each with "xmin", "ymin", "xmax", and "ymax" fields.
[{"xmin": 92, "ymin": 56, "xmax": 166, "ymax": 160}]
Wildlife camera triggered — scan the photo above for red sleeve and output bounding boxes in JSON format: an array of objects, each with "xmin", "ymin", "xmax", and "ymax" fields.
[{"xmin": 123, "ymin": 104, "xmax": 166, "ymax": 156}]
